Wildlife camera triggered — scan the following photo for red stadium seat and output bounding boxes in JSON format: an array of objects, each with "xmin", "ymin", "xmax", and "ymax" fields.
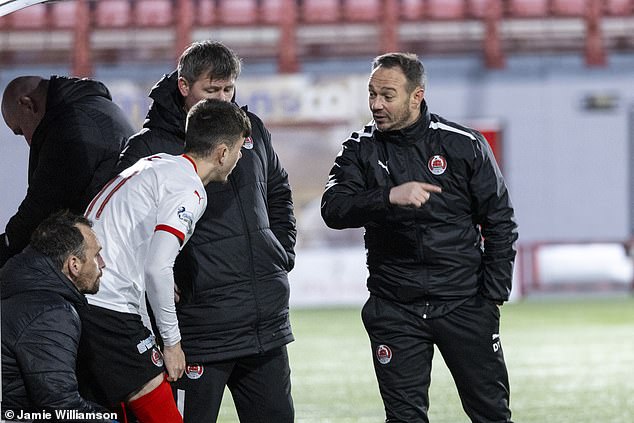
[
  {"xmin": 509, "ymin": 0, "xmax": 550, "ymax": 17},
  {"xmin": 427, "ymin": 0, "xmax": 466, "ymax": 20},
  {"xmin": 9, "ymin": 3, "xmax": 47, "ymax": 29},
  {"xmin": 343, "ymin": 0, "xmax": 380, "ymax": 22},
  {"xmin": 196, "ymin": 0, "xmax": 216, "ymax": 26},
  {"xmin": 400, "ymin": 0, "xmax": 425, "ymax": 20},
  {"xmin": 51, "ymin": 1, "xmax": 77, "ymax": 28},
  {"xmin": 605, "ymin": 0, "xmax": 633, "ymax": 15},
  {"xmin": 469, "ymin": 0, "xmax": 491, "ymax": 19},
  {"xmin": 551, "ymin": 0, "xmax": 586, "ymax": 16},
  {"xmin": 261, "ymin": 0, "xmax": 284, "ymax": 24},
  {"xmin": 95, "ymin": 0, "xmax": 131, "ymax": 28},
  {"xmin": 302, "ymin": 0, "xmax": 340, "ymax": 23},
  {"xmin": 135, "ymin": 0, "xmax": 173, "ymax": 27},
  {"xmin": 218, "ymin": 0, "xmax": 258, "ymax": 25}
]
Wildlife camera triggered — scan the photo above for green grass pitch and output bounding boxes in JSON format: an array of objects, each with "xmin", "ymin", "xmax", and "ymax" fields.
[{"xmin": 217, "ymin": 296, "xmax": 634, "ymax": 422}]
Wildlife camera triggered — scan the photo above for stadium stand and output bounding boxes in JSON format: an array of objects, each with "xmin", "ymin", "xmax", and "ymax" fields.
[
  {"xmin": 261, "ymin": 0, "xmax": 284, "ymax": 24},
  {"xmin": 95, "ymin": 0, "xmax": 131, "ymax": 28},
  {"xmin": 135, "ymin": 0, "xmax": 172, "ymax": 27},
  {"xmin": 218, "ymin": 0, "xmax": 258, "ymax": 25},
  {"xmin": 606, "ymin": 0, "xmax": 632, "ymax": 15},
  {"xmin": 509, "ymin": 0, "xmax": 550, "ymax": 17},
  {"xmin": 0, "ymin": 0, "xmax": 631, "ymax": 74},
  {"xmin": 7, "ymin": 3, "xmax": 47, "ymax": 29},
  {"xmin": 301, "ymin": 0, "xmax": 340, "ymax": 23},
  {"xmin": 551, "ymin": 0, "xmax": 587, "ymax": 16},
  {"xmin": 196, "ymin": 0, "xmax": 215, "ymax": 26},
  {"xmin": 426, "ymin": 0, "xmax": 466, "ymax": 20},
  {"xmin": 342, "ymin": 0, "xmax": 381, "ymax": 22},
  {"xmin": 51, "ymin": 1, "xmax": 77, "ymax": 28},
  {"xmin": 468, "ymin": 0, "xmax": 491, "ymax": 19},
  {"xmin": 400, "ymin": 0, "xmax": 424, "ymax": 20}
]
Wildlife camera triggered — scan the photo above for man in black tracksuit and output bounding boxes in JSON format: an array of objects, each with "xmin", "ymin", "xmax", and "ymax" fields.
[
  {"xmin": 1, "ymin": 211, "xmax": 109, "ymax": 422},
  {"xmin": 321, "ymin": 53, "xmax": 518, "ymax": 423},
  {"xmin": 115, "ymin": 41, "xmax": 296, "ymax": 422},
  {"xmin": 0, "ymin": 75, "xmax": 133, "ymax": 267}
]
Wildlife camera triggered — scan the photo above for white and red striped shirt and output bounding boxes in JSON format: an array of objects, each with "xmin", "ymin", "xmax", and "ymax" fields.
[{"xmin": 85, "ymin": 153, "xmax": 206, "ymax": 329}]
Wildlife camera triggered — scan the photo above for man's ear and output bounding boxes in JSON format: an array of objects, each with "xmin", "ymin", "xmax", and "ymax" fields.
[
  {"xmin": 177, "ymin": 77, "xmax": 190, "ymax": 97},
  {"xmin": 18, "ymin": 95, "xmax": 37, "ymax": 114},
  {"xmin": 65, "ymin": 255, "xmax": 82, "ymax": 279},
  {"xmin": 217, "ymin": 144, "xmax": 229, "ymax": 166},
  {"xmin": 411, "ymin": 86, "xmax": 424, "ymax": 109}
]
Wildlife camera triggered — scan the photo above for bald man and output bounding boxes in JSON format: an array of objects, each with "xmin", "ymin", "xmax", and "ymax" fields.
[{"xmin": 0, "ymin": 76, "xmax": 134, "ymax": 267}]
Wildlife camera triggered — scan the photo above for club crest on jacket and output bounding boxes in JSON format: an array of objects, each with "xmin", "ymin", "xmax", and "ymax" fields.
[{"xmin": 428, "ymin": 155, "xmax": 447, "ymax": 175}]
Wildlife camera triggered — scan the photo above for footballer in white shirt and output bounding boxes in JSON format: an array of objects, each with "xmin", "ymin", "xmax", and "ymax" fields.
[{"xmin": 79, "ymin": 99, "xmax": 251, "ymax": 423}]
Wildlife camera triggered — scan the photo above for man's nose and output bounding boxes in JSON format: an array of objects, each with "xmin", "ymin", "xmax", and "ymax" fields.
[
  {"xmin": 220, "ymin": 92, "xmax": 231, "ymax": 102},
  {"xmin": 370, "ymin": 98, "xmax": 384, "ymax": 110}
]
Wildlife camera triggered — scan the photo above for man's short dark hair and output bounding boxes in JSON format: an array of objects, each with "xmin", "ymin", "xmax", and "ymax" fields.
[
  {"xmin": 177, "ymin": 41, "xmax": 242, "ymax": 84},
  {"xmin": 31, "ymin": 211, "xmax": 92, "ymax": 270},
  {"xmin": 372, "ymin": 52, "xmax": 427, "ymax": 93},
  {"xmin": 184, "ymin": 98, "xmax": 251, "ymax": 158}
]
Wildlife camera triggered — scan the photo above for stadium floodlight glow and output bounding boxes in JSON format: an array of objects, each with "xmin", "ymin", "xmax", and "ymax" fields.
[{"xmin": 0, "ymin": 0, "xmax": 53, "ymax": 17}]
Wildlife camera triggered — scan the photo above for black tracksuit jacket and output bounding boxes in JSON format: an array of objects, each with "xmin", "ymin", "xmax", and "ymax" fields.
[
  {"xmin": 321, "ymin": 101, "xmax": 518, "ymax": 306},
  {"xmin": 115, "ymin": 71, "xmax": 296, "ymax": 362},
  {"xmin": 0, "ymin": 76, "xmax": 133, "ymax": 266},
  {"xmin": 1, "ymin": 248, "xmax": 110, "ymax": 421}
]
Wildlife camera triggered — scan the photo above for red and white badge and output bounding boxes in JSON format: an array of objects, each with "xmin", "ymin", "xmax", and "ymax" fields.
[
  {"xmin": 151, "ymin": 348, "xmax": 164, "ymax": 367},
  {"xmin": 428, "ymin": 155, "xmax": 447, "ymax": 175},
  {"xmin": 376, "ymin": 344, "xmax": 393, "ymax": 365},
  {"xmin": 243, "ymin": 136, "xmax": 254, "ymax": 150},
  {"xmin": 185, "ymin": 364, "xmax": 204, "ymax": 380}
]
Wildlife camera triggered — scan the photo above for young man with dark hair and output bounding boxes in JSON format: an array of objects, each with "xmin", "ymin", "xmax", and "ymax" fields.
[
  {"xmin": 79, "ymin": 99, "xmax": 250, "ymax": 423},
  {"xmin": 1, "ymin": 211, "xmax": 111, "ymax": 421},
  {"xmin": 322, "ymin": 52, "xmax": 518, "ymax": 423},
  {"xmin": 116, "ymin": 40, "xmax": 296, "ymax": 423}
]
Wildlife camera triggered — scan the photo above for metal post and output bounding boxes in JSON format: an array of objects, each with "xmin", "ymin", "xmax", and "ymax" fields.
[
  {"xmin": 278, "ymin": 0, "xmax": 299, "ymax": 73},
  {"xmin": 72, "ymin": 0, "xmax": 92, "ymax": 76}
]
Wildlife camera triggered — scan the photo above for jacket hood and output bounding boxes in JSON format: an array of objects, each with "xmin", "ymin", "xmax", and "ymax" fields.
[
  {"xmin": 0, "ymin": 247, "xmax": 87, "ymax": 307},
  {"xmin": 374, "ymin": 100, "xmax": 432, "ymax": 145},
  {"xmin": 46, "ymin": 75, "xmax": 112, "ymax": 111},
  {"xmin": 143, "ymin": 71, "xmax": 187, "ymax": 138},
  {"xmin": 143, "ymin": 70, "xmax": 241, "ymax": 138}
]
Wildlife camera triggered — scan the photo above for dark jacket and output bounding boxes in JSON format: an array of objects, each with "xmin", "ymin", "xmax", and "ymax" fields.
[
  {"xmin": 1, "ymin": 248, "xmax": 110, "ymax": 421},
  {"xmin": 321, "ymin": 101, "xmax": 518, "ymax": 305},
  {"xmin": 116, "ymin": 71, "xmax": 296, "ymax": 362},
  {"xmin": 0, "ymin": 76, "xmax": 134, "ymax": 266}
]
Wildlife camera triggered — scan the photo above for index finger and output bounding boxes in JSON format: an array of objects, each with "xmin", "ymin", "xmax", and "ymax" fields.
[{"xmin": 419, "ymin": 182, "xmax": 442, "ymax": 193}]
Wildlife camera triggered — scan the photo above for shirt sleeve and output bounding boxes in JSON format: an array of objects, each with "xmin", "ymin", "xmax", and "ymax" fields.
[
  {"xmin": 470, "ymin": 132, "xmax": 519, "ymax": 302},
  {"xmin": 259, "ymin": 121, "xmax": 297, "ymax": 271},
  {"xmin": 144, "ymin": 230, "xmax": 183, "ymax": 347},
  {"xmin": 154, "ymin": 180, "xmax": 206, "ymax": 247},
  {"xmin": 147, "ymin": 174, "xmax": 206, "ymax": 345},
  {"xmin": 321, "ymin": 136, "xmax": 392, "ymax": 229}
]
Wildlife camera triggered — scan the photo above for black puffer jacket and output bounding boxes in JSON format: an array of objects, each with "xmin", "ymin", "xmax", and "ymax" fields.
[
  {"xmin": 116, "ymin": 71, "xmax": 296, "ymax": 361},
  {"xmin": 322, "ymin": 101, "xmax": 518, "ymax": 304},
  {"xmin": 1, "ymin": 248, "xmax": 111, "ymax": 421},
  {"xmin": 1, "ymin": 76, "xmax": 133, "ymax": 265}
]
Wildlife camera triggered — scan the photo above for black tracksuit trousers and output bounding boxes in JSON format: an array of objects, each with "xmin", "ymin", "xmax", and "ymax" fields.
[
  {"xmin": 362, "ymin": 294, "xmax": 513, "ymax": 423},
  {"xmin": 172, "ymin": 345, "xmax": 294, "ymax": 422}
]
